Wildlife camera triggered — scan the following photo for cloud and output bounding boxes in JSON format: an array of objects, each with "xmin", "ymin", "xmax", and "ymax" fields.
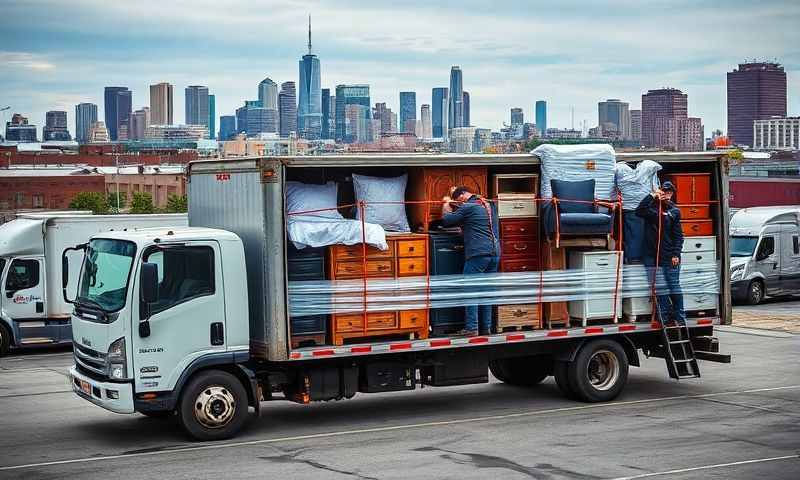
[{"xmin": 0, "ymin": 52, "xmax": 56, "ymax": 71}]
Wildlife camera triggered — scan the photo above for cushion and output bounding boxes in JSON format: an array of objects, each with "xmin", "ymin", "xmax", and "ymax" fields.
[
  {"xmin": 352, "ymin": 173, "xmax": 410, "ymax": 232},
  {"xmin": 558, "ymin": 213, "xmax": 613, "ymax": 235},
  {"xmin": 550, "ymin": 179, "xmax": 595, "ymax": 214},
  {"xmin": 285, "ymin": 181, "xmax": 343, "ymax": 220}
]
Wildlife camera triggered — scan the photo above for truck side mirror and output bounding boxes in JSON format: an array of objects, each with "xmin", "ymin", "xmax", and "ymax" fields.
[
  {"xmin": 61, "ymin": 243, "xmax": 86, "ymax": 305},
  {"xmin": 138, "ymin": 262, "xmax": 159, "ymax": 338}
]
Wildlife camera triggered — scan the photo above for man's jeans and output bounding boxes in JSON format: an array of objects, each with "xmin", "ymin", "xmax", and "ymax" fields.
[
  {"xmin": 645, "ymin": 260, "xmax": 687, "ymax": 325},
  {"xmin": 464, "ymin": 255, "xmax": 500, "ymax": 333}
]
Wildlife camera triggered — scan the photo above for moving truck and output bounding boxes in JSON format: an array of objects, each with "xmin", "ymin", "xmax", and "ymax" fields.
[
  {"xmin": 67, "ymin": 152, "xmax": 732, "ymax": 441},
  {"xmin": 0, "ymin": 213, "xmax": 187, "ymax": 354},
  {"xmin": 729, "ymin": 206, "xmax": 800, "ymax": 304}
]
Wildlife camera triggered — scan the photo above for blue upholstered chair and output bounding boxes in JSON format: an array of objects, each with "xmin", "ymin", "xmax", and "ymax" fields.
[{"xmin": 542, "ymin": 179, "xmax": 613, "ymax": 238}]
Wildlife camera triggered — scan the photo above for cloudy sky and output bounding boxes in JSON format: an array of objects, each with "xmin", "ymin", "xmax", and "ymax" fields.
[{"xmin": 2, "ymin": 0, "xmax": 799, "ymax": 138}]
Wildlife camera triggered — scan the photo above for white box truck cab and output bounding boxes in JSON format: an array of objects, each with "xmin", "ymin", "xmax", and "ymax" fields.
[
  {"xmin": 0, "ymin": 213, "xmax": 187, "ymax": 355},
  {"xmin": 729, "ymin": 206, "xmax": 800, "ymax": 304},
  {"xmin": 67, "ymin": 152, "xmax": 732, "ymax": 441}
]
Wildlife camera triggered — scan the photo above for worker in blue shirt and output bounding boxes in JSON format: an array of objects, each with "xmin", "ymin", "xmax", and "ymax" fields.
[
  {"xmin": 441, "ymin": 186, "xmax": 501, "ymax": 336},
  {"xmin": 635, "ymin": 180, "xmax": 686, "ymax": 325}
]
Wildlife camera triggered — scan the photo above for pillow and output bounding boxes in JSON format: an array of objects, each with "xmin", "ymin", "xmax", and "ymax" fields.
[
  {"xmin": 352, "ymin": 173, "xmax": 410, "ymax": 232},
  {"xmin": 550, "ymin": 179, "xmax": 595, "ymax": 214},
  {"xmin": 285, "ymin": 181, "xmax": 343, "ymax": 219}
]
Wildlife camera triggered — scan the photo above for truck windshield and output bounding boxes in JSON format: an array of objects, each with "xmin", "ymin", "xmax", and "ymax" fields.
[
  {"xmin": 77, "ymin": 239, "xmax": 136, "ymax": 312},
  {"xmin": 730, "ymin": 236, "xmax": 758, "ymax": 257}
]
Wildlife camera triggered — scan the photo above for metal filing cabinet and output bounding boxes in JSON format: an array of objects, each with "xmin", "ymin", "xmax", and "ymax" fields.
[
  {"xmin": 287, "ymin": 245, "xmax": 328, "ymax": 348},
  {"xmin": 428, "ymin": 232, "xmax": 466, "ymax": 334},
  {"xmin": 567, "ymin": 251, "xmax": 622, "ymax": 325}
]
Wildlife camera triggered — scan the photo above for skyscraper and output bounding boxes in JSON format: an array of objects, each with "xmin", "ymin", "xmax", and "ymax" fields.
[
  {"xmin": 400, "ymin": 92, "xmax": 416, "ymax": 133},
  {"xmin": 219, "ymin": 115, "xmax": 236, "ymax": 140},
  {"xmin": 641, "ymin": 88, "xmax": 703, "ymax": 151},
  {"xmin": 420, "ymin": 104, "xmax": 432, "ymax": 139},
  {"xmin": 257, "ymin": 78, "xmax": 279, "ymax": 133},
  {"xmin": 334, "ymin": 84, "xmax": 370, "ymax": 142},
  {"xmin": 345, "ymin": 104, "xmax": 370, "ymax": 144},
  {"xmin": 463, "ymin": 91, "xmax": 470, "ymax": 127},
  {"xmin": 5, "ymin": 113, "xmax": 37, "ymax": 142},
  {"xmin": 598, "ymin": 99, "xmax": 631, "ymax": 138},
  {"xmin": 511, "ymin": 108, "xmax": 524, "ymax": 126},
  {"xmin": 535, "ymin": 100, "xmax": 547, "ymax": 135},
  {"xmin": 297, "ymin": 17, "xmax": 322, "ymax": 139},
  {"xmin": 129, "ymin": 107, "xmax": 150, "ymax": 140},
  {"xmin": 150, "ymin": 82, "xmax": 173, "ymax": 125},
  {"xmin": 208, "ymin": 94, "xmax": 216, "ymax": 139},
  {"xmin": 373, "ymin": 102, "xmax": 391, "ymax": 134},
  {"xmin": 104, "ymin": 86, "xmax": 131, "ymax": 141},
  {"xmin": 42, "ymin": 111, "xmax": 70, "ymax": 141},
  {"xmin": 279, "ymin": 81, "xmax": 297, "ymax": 138},
  {"xmin": 185, "ymin": 86, "xmax": 210, "ymax": 135},
  {"xmin": 727, "ymin": 62, "xmax": 787, "ymax": 147},
  {"xmin": 75, "ymin": 102, "xmax": 97, "ymax": 144},
  {"xmin": 432, "ymin": 87, "xmax": 448, "ymax": 138},
  {"xmin": 321, "ymin": 88, "xmax": 333, "ymax": 139},
  {"xmin": 449, "ymin": 67, "xmax": 464, "ymax": 128},
  {"xmin": 630, "ymin": 110, "xmax": 642, "ymax": 141}
]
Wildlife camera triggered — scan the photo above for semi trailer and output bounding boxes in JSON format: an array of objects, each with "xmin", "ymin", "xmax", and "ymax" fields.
[{"xmin": 66, "ymin": 151, "xmax": 732, "ymax": 441}]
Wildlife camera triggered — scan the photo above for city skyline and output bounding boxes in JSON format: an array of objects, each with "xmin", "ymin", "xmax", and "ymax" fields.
[{"xmin": 2, "ymin": 0, "xmax": 799, "ymax": 139}]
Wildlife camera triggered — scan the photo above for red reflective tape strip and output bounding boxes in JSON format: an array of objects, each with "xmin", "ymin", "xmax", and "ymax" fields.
[
  {"xmin": 430, "ymin": 339, "xmax": 451, "ymax": 347},
  {"xmin": 547, "ymin": 330, "xmax": 568, "ymax": 337},
  {"xmin": 585, "ymin": 327, "xmax": 604, "ymax": 334},
  {"xmin": 289, "ymin": 352, "xmax": 302, "ymax": 359},
  {"xmin": 390, "ymin": 342, "xmax": 413, "ymax": 351},
  {"xmin": 311, "ymin": 349, "xmax": 335, "ymax": 357},
  {"xmin": 468, "ymin": 336, "xmax": 489, "ymax": 344},
  {"xmin": 651, "ymin": 321, "xmax": 662, "ymax": 329},
  {"xmin": 697, "ymin": 318, "xmax": 713, "ymax": 325},
  {"xmin": 506, "ymin": 334, "xmax": 526, "ymax": 341},
  {"xmin": 350, "ymin": 345, "xmax": 372, "ymax": 353},
  {"xmin": 618, "ymin": 324, "xmax": 636, "ymax": 332}
]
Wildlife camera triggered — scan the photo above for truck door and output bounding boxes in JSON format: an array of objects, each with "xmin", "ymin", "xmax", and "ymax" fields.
[
  {"xmin": 754, "ymin": 234, "xmax": 781, "ymax": 295},
  {"xmin": 2, "ymin": 257, "xmax": 48, "ymax": 343},
  {"xmin": 781, "ymin": 227, "xmax": 800, "ymax": 292},
  {"xmin": 132, "ymin": 242, "xmax": 226, "ymax": 393}
]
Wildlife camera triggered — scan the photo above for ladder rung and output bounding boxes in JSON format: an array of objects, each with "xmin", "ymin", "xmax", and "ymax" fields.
[
  {"xmin": 669, "ymin": 340, "xmax": 691, "ymax": 344},
  {"xmin": 674, "ymin": 359, "xmax": 695, "ymax": 363}
]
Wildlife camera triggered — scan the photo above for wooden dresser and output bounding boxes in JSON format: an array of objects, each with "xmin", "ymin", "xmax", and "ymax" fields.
[
  {"xmin": 664, "ymin": 173, "xmax": 713, "ymax": 237},
  {"xmin": 496, "ymin": 217, "xmax": 542, "ymax": 331},
  {"xmin": 407, "ymin": 167, "xmax": 488, "ymax": 232},
  {"xmin": 327, "ymin": 233, "xmax": 430, "ymax": 345}
]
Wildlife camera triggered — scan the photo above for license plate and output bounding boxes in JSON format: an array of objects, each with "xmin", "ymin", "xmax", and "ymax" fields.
[{"xmin": 80, "ymin": 380, "xmax": 91, "ymax": 395}]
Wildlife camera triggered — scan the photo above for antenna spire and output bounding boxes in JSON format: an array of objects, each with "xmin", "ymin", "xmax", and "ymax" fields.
[{"xmin": 308, "ymin": 15, "xmax": 312, "ymax": 54}]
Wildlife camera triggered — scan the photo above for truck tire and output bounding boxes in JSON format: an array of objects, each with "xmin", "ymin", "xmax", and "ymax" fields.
[
  {"xmin": 747, "ymin": 279, "xmax": 764, "ymax": 305},
  {"xmin": 566, "ymin": 339, "xmax": 629, "ymax": 403},
  {"xmin": 552, "ymin": 360, "xmax": 577, "ymax": 399},
  {"xmin": 489, "ymin": 356, "xmax": 551, "ymax": 386},
  {"xmin": 0, "ymin": 323, "xmax": 11, "ymax": 356},
  {"xmin": 178, "ymin": 370, "xmax": 249, "ymax": 441}
]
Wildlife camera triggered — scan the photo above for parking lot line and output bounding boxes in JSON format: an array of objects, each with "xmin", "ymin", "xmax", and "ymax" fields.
[{"xmin": 609, "ymin": 454, "xmax": 800, "ymax": 479}]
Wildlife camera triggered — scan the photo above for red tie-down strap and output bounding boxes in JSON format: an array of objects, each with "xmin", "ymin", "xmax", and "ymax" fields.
[
  {"xmin": 651, "ymin": 197, "xmax": 664, "ymax": 324},
  {"xmin": 359, "ymin": 201, "xmax": 368, "ymax": 333}
]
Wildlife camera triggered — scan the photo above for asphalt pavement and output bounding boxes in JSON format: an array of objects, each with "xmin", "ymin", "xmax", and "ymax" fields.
[{"xmin": 0, "ymin": 321, "xmax": 798, "ymax": 479}]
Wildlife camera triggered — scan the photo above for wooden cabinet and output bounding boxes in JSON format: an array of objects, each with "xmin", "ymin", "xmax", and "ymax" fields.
[
  {"xmin": 327, "ymin": 233, "xmax": 430, "ymax": 345},
  {"xmin": 492, "ymin": 173, "xmax": 539, "ymax": 218},
  {"xmin": 407, "ymin": 167, "xmax": 488, "ymax": 232},
  {"xmin": 665, "ymin": 173, "xmax": 714, "ymax": 237},
  {"xmin": 496, "ymin": 217, "xmax": 542, "ymax": 330},
  {"xmin": 543, "ymin": 241, "xmax": 569, "ymax": 327}
]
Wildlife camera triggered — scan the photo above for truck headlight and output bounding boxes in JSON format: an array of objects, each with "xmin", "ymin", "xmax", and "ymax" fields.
[
  {"xmin": 731, "ymin": 264, "xmax": 745, "ymax": 280},
  {"xmin": 107, "ymin": 337, "xmax": 128, "ymax": 380}
]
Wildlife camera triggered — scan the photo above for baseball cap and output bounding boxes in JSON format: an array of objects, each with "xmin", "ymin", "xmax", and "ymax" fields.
[{"xmin": 661, "ymin": 180, "xmax": 676, "ymax": 193}]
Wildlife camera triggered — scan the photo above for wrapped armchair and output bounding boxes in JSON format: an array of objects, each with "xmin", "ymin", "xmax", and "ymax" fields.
[{"xmin": 542, "ymin": 179, "xmax": 614, "ymax": 239}]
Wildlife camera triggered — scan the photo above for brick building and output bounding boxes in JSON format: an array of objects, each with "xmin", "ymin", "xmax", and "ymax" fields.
[
  {"xmin": 727, "ymin": 62, "xmax": 787, "ymax": 147},
  {"xmin": 0, "ymin": 143, "xmax": 198, "ymax": 168},
  {"xmin": 0, "ymin": 168, "xmax": 105, "ymax": 210},
  {"xmin": 641, "ymin": 88, "xmax": 703, "ymax": 151}
]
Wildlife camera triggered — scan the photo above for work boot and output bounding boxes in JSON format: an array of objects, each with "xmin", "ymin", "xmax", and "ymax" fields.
[{"xmin": 455, "ymin": 329, "xmax": 478, "ymax": 337}]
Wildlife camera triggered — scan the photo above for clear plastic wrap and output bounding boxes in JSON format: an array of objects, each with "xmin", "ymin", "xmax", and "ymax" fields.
[
  {"xmin": 533, "ymin": 144, "xmax": 618, "ymax": 201},
  {"xmin": 615, "ymin": 160, "xmax": 662, "ymax": 210}
]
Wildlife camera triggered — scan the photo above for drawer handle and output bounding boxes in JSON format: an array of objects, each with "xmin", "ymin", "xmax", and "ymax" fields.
[
  {"xmin": 519, "ymin": 266, "xmax": 528, "ymax": 271},
  {"xmin": 696, "ymin": 255, "xmax": 702, "ymax": 261},
  {"xmin": 513, "ymin": 244, "xmax": 528, "ymax": 251},
  {"xmin": 596, "ymin": 262, "xmax": 609, "ymax": 267},
  {"xmin": 344, "ymin": 265, "xmax": 357, "ymax": 272},
  {"xmin": 453, "ymin": 245, "xmax": 464, "ymax": 251},
  {"xmin": 519, "ymin": 227, "xmax": 527, "ymax": 232},
  {"xmin": 408, "ymin": 246, "xmax": 415, "ymax": 252},
  {"xmin": 695, "ymin": 243, "xmax": 702, "ymax": 248},
  {"xmin": 378, "ymin": 265, "xmax": 390, "ymax": 271},
  {"xmin": 691, "ymin": 225, "xmax": 700, "ymax": 231},
  {"xmin": 690, "ymin": 208, "xmax": 698, "ymax": 213},
  {"xmin": 513, "ymin": 203, "xmax": 525, "ymax": 209},
  {"xmin": 513, "ymin": 309, "xmax": 526, "ymax": 317},
  {"xmin": 408, "ymin": 264, "xmax": 415, "ymax": 270}
]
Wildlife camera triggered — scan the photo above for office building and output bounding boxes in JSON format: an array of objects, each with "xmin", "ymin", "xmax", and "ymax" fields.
[
  {"xmin": 144, "ymin": 124, "xmax": 207, "ymax": 141},
  {"xmin": 185, "ymin": 85, "xmax": 209, "ymax": 136},
  {"xmin": 450, "ymin": 126, "xmax": 477, "ymax": 153},
  {"xmin": 630, "ymin": 109, "xmax": 642, "ymax": 141},
  {"xmin": 511, "ymin": 108, "xmax": 524, "ymax": 126},
  {"xmin": 129, "ymin": 107, "xmax": 151, "ymax": 140},
  {"xmin": 463, "ymin": 91, "xmax": 470, "ymax": 126},
  {"xmin": 208, "ymin": 94, "xmax": 215, "ymax": 140},
  {"xmin": 88, "ymin": 121, "xmax": 110, "ymax": 143},
  {"xmin": 43, "ymin": 111, "xmax": 70, "ymax": 141},
  {"xmin": 104, "ymin": 86, "xmax": 132, "ymax": 141},
  {"xmin": 474, "ymin": 128, "xmax": 492, "ymax": 151},
  {"xmin": 75, "ymin": 103, "xmax": 98, "ymax": 144},
  {"xmin": 246, "ymin": 107, "xmax": 277, "ymax": 137},
  {"xmin": 449, "ymin": 67, "xmax": 464, "ymax": 128},
  {"xmin": 335, "ymin": 84, "xmax": 370, "ymax": 142},
  {"xmin": 420, "ymin": 104, "xmax": 432, "ymax": 139},
  {"xmin": 400, "ymin": 92, "xmax": 416, "ymax": 133},
  {"xmin": 321, "ymin": 88, "xmax": 334, "ymax": 139},
  {"xmin": 727, "ymin": 62, "xmax": 787, "ymax": 147},
  {"xmin": 641, "ymin": 88, "xmax": 702, "ymax": 150},
  {"xmin": 373, "ymin": 102, "xmax": 393, "ymax": 134},
  {"xmin": 4, "ymin": 113, "xmax": 37, "ymax": 142},
  {"xmin": 432, "ymin": 87, "xmax": 449, "ymax": 139},
  {"xmin": 149, "ymin": 82, "xmax": 174, "ymax": 125},
  {"xmin": 598, "ymin": 99, "xmax": 631, "ymax": 139},
  {"xmin": 219, "ymin": 115, "xmax": 236, "ymax": 141},
  {"xmin": 279, "ymin": 81, "xmax": 297, "ymax": 138},
  {"xmin": 345, "ymin": 104, "xmax": 370, "ymax": 144},
  {"xmin": 753, "ymin": 117, "xmax": 800, "ymax": 151},
  {"xmin": 535, "ymin": 100, "xmax": 547, "ymax": 135},
  {"xmin": 297, "ymin": 19, "xmax": 322, "ymax": 139},
  {"xmin": 258, "ymin": 78, "xmax": 279, "ymax": 110}
]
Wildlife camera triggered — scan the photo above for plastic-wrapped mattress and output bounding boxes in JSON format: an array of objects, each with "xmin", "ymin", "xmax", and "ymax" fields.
[
  {"xmin": 532, "ymin": 144, "xmax": 617, "ymax": 201},
  {"xmin": 615, "ymin": 160, "xmax": 662, "ymax": 210}
]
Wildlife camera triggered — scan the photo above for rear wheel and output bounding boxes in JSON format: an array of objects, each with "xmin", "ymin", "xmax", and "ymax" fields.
[
  {"xmin": 489, "ymin": 355, "xmax": 552, "ymax": 386},
  {"xmin": 0, "ymin": 323, "xmax": 11, "ymax": 356},
  {"xmin": 178, "ymin": 370, "xmax": 248, "ymax": 441},
  {"xmin": 566, "ymin": 339, "xmax": 629, "ymax": 403},
  {"xmin": 747, "ymin": 280, "xmax": 764, "ymax": 305}
]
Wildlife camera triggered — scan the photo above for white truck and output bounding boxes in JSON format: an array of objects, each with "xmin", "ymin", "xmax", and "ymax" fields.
[
  {"xmin": 0, "ymin": 213, "xmax": 187, "ymax": 354},
  {"xmin": 66, "ymin": 152, "xmax": 732, "ymax": 441}
]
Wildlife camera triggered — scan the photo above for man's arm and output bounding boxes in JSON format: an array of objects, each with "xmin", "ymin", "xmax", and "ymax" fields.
[
  {"xmin": 441, "ymin": 203, "xmax": 467, "ymax": 227},
  {"xmin": 635, "ymin": 193, "xmax": 659, "ymax": 220},
  {"xmin": 671, "ymin": 208, "xmax": 684, "ymax": 261}
]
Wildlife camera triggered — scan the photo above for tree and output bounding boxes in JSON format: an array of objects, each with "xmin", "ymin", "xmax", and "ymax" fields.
[
  {"xmin": 165, "ymin": 193, "xmax": 188, "ymax": 213},
  {"xmin": 106, "ymin": 191, "xmax": 126, "ymax": 213},
  {"xmin": 69, "ymin": 191, "xmax": 108, "ymax": 214},
  {"xmin": 130, "ymin": 192, "xmax": 155, "ymax": 214}
]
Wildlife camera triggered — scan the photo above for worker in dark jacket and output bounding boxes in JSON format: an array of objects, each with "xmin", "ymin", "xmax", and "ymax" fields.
[
  {"xmin": 441, "ymin": 186, "xmax": 500, "ymax": 336},
  {"xmin": 635, "ymin": 180, "xmax": 686, "ymax": 325}
]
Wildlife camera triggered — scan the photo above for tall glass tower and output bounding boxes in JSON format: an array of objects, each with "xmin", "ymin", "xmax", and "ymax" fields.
[
  {"xmin": 335, "ymin": 84, "xmax": 370, "ymax": 143},
  {"xmin": 432, "ymin": 87, "xmax": 448, "ymax": 139},
  {"xmin": 399, "ymin": 92, "xmax": 416, "ymax": 133},
  {"xmin": 298, "ymin": 16, "xmax": 322, "ymax": 139},
  {"xmin": 104, "ymin": 86, "xmax": 131, "ymax": 141},
  {"xmin": 535, "ymin": 100, "xmax": 547, "ymax": 136},
  {"xmin": 448, "ymin": 66, "xmax": 463, "ymax": 129},
  {"xmin": 75, "ymin": 102, "xmax": 98, "ymax": 144}
]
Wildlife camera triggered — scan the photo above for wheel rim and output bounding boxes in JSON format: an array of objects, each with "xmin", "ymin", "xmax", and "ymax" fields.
[
  {"xmin": 587, "ymin": 350, "xmax": 620, "ymax": 391},
  {"xmin": 750, "ymin": 283, "xmax": 762, "ymax": 303},
  {"xmin": 194, "ymin": 385, "xmax": 236, "ymax": 429}
]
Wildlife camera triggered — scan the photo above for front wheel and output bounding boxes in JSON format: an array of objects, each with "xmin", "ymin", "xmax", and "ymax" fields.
[
  {"xmin": 178, "ymin": 370, "xmax": 249, "ymax": 441},
  {"xmin": 565, "ymin": 339, "xmax": 629, "ymax": 403},
  {"xmin": 0, "ymin": 323, "xmax": 11, "ymax": 356},
  {"xmin": 747, "ymin": 280, "xmax": 764, "ymax": 305}
]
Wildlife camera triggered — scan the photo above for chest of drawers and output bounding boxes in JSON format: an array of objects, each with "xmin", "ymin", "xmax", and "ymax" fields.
[
  {"xmin": 567, "ymin": 251, "xmax": 622, "ymax": 325},
  {"xmin": 496, "ymin": 217, "xmax": 542, "ymax": 330},
  {"xmin": 665, "ymin": 173, "xmax": 714, "ymax": 237},
  {"xmin": 407, "ymin": 167, "xmax": 488, "ymax": 232},
  {"xmin": 327, "ymin": 233, "xmax": 430, "ymax": 345}
]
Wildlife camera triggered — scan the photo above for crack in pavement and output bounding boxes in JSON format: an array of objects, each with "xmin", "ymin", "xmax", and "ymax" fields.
[
  {"xmin": 258, "ymin": 449, "xmax": 379, "ymax": 480},
  {"xmin": 697, "ymin": 396, "xmax": 800, "ymax": 418}
]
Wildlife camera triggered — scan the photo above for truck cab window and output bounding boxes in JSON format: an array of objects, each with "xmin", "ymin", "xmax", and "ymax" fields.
[
  {"xmin": 756, "ymin": 236, "xmax": 775, "ymax": 260},
  {"xmin": 145, "ymin": 247, "xmax": 214, "ymax": 314},
  {"xmin": 5, "ymin": 259, "xmax": 39, "ymax": 292}
]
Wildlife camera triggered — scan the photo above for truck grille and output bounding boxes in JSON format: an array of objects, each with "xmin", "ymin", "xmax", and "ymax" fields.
[{"xmin": 74, "ymin": 344, "xmax": 107, "ymax": 378}]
